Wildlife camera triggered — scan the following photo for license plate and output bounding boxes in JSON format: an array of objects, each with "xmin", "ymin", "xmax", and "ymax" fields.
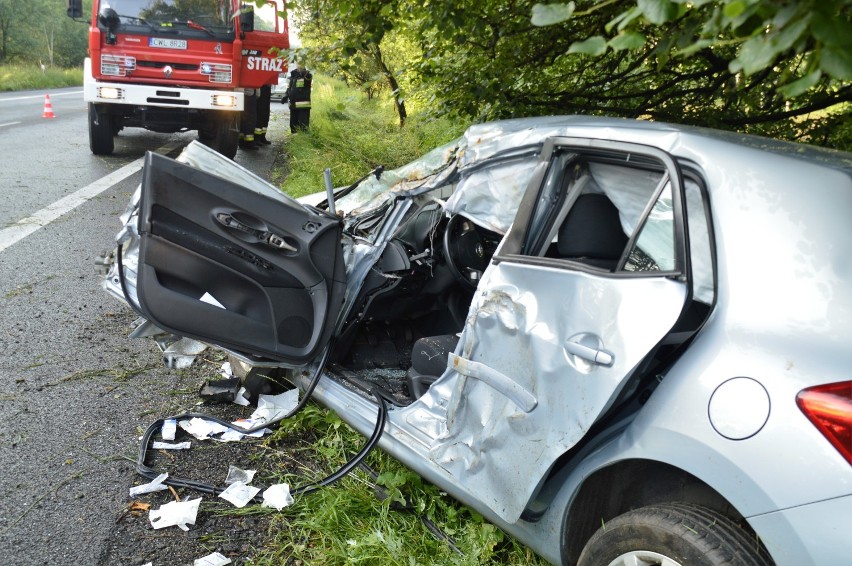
[{"xmin": 149, "ymin": 38, "xmax": 187, "ymax": 49}]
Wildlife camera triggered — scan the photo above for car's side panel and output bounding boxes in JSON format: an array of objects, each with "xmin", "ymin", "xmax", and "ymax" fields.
[{"xmin": 428, "ymin": 262, "xmax": 687, "ymax": 523}]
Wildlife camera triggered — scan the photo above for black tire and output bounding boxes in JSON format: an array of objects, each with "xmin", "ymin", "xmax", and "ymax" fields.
[
  {"xmin": 210, "ymin": 113, "xmax": 239, "ymax": 159},
  {"xmin": 578, "ymin": 503, "xmax": 772, "ymax": 566},
  {"xmin": 88, "ymin": 103, "xmax": 114, "ymax": 155}
]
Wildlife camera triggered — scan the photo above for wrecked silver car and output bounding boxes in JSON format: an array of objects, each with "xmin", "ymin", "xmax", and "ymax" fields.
[{"xmin": 105, "ymin": 117, "xmax": 852, "ymax": 565}]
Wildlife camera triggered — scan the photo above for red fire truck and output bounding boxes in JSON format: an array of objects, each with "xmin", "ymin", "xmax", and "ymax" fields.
[{"xmin": 67, "ymin": 0, "xmax": 289, "ymax": 158}]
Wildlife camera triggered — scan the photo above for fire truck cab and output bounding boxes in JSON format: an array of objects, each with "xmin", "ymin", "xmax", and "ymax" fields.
[{"xmin": 67, "ymin": 0, "xmax": 289, "ymax": 158}]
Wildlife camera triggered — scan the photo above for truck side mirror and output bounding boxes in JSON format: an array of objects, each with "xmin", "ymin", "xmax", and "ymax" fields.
[
  {"xmin": 240, "ymin": 5, "xmax": 254, "ymax": 32},
  {"xmin": 67, "ymin": 0, "xmax": 83, "ymax": 19}
]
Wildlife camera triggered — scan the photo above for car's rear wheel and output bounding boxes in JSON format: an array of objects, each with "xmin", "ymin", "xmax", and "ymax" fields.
[{"xmin": 577, "ymin": 503, "xmax": 772, "ymax": 566}]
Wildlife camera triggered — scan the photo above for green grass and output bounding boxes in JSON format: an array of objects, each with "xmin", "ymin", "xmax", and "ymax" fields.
[
  {"xmin": 273, "ymin": 75, "xmax": 468, "ymax": 199},
  {"xmin": 0, "ymin": 64, "xmax": 83, "ymax": 91},
  {"xmin": 254, "ymin": 403, "xmax": 546, "ymax": 565}
]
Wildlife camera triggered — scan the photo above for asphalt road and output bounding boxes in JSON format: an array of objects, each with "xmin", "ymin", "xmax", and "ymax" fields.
[{"xmin": 0, "ymin": 88, "xmax": 289, "ymax": 565}]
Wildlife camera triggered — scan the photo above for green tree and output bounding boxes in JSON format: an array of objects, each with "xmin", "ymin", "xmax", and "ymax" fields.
[
  {"xmin": 293, "ymin": 0, "xmax": 415, "ymax": 126},
  {"xmin": 292, "ymin": 0, "xmax": 850, "ymax": 149}
]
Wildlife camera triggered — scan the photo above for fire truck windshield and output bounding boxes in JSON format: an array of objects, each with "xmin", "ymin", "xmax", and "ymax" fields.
[{"xmin": 98, "ymin": 0, "xmax": 234, "ymax": 36}]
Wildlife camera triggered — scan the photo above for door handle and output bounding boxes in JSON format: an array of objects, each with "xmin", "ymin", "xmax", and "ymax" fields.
[
  {"xmin": 216, "ymin": 212, "xmax": 297, "ymax": 252},
  {"xmin": 564, "ymin": 341, "xmax": 614, "ymax": 366}
]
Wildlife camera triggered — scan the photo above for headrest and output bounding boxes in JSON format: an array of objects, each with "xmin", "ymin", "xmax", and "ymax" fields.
[{"xmin": 557, "ymin": 193, "xmax": 628, "ymax": 265}]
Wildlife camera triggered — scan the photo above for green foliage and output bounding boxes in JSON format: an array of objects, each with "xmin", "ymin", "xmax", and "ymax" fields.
[
  {"xmin": 289, "ymin": 0, "xmax": 849, "ymax": 150},
  {"xmin": 0, "ymin": 0, "xmax": 89, "ymax": 66},
  {"xmin": 0, "ymin": 63, "xmax": 83, "ymax": 90},
  {"xmin": 256, "ymin": 402, "xmax": 546, "ymax": 565},
  {"xmin": 273, "ymin": 75, "xmax": 466, "ymax": 199}
]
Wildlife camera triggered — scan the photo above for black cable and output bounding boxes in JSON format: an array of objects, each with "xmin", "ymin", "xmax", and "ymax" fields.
[{"xmin": 136, "ymin": 387, "xmax": 387, "ymax": 502}]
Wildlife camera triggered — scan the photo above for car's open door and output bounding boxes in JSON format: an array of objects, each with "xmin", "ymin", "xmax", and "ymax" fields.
[{"xmin": 134, "ymin": 150, "xmax": 345, "ymax": 365}]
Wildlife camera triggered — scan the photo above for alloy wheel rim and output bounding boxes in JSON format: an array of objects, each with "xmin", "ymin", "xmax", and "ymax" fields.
[{"xmin": 607, "ymin": 550, "xmax": 682, "ymax": 566}]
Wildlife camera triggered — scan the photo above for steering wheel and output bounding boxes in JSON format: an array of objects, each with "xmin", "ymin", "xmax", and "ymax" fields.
[{"xmin": 443, "ymin": 214, "xmax": 496, "ymax": 289}]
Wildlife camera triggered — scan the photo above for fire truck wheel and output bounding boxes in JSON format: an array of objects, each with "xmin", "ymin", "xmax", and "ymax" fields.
[
  {"xmin": 211, "ymin": 114, "xmax": 239, "ymax": 159},
  {"xmin": 89, "ymin": 103, "xmax": 115, "ymax": 155}
]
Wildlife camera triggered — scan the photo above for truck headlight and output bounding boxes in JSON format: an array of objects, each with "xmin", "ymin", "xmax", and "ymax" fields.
[{"xmin": 211, "ymin": 94, "xmax": 238, "ymax": 108}]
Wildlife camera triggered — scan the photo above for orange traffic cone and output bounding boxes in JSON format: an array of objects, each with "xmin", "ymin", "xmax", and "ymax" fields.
[{"xmin": 42, "ymin": 94, "xmax": 55, "ymax": 118}]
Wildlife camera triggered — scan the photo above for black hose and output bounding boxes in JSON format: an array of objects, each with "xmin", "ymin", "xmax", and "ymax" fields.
[{"xmin": 136, "ymin": 387, "xmax": 387, "ymax": 503}]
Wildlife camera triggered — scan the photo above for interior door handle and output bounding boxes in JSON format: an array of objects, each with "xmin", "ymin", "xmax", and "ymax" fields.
[
  {"xmin": 216, "ymin": 212, "xmax": 297, "ymax": 252},
  {"xmin": 564, "ymin": 341, "xmax": 614, "ymax": 366}
]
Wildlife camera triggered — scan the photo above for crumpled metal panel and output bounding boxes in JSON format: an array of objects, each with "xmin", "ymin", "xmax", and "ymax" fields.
[{"xmin": 428, "ymin": 260, "xmax": 687, "ymax": 524}]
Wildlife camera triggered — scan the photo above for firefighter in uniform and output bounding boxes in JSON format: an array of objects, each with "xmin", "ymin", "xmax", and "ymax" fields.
[
  {"xmin": 287, "ymin": 64, "xmax": 312, "ymax": 133},
  {"xmin": 254, "ymin": 84, "xmax": 272, "ymax": 145},
  {"xmin": 239, "ymin": 88, "xmax": 259, "ymax": 150}
]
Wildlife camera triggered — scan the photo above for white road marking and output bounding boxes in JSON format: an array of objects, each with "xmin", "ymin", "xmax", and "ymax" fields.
[
  {"xmin": 0, "ymin": 121, "xmax": 21, "ymax": 128},
  {"xmin": 0, "ymin": 140, "xmax": 183, "ymax": 253},
  {"xmin": 0, "ymin": 90, "xmax": 84, "ymax": 103}
]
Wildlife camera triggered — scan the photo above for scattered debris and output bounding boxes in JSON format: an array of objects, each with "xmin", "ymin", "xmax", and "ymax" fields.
[
  {"xmin": 149, "ymin": 497, "xmax": 201, "ymax": 531},
  {"xmin": 194, "ymin": 551, "xmax": 232, "ymax": 566},
  {"xmin": 199, "ymin": 378, "xmax": 241, "ymax": 403},
  {"xmin": 262, "ymin": 484, "xmax": 295, "ymax": 511},
  {"xmin": 233, "ymin": 387, "xmax": 251, "ymax": 406},
  {"xmin": 250, "ymin": 389, "xmax": 299, "ymax": 424},
  {"xmin": 129, "ymin": 472, "xmax": 169, "ymax": 497},
  {"xmin": 218, "ymin": 481, "xmax": 260, "ymax": 508},
  {"xmin": 179, "ymin": 417, "xmax": 230, "ymax": 440},
  {"xmin": 216, "ymin": 418, "xmax": 271, "ymax": 442},
  {"xmin": 161, "ymin": 418, "xmax": 177, "ymax": 441},
  {"xmin": 224, "ymin": 466, "xmax": 256, "ymax": 485},
  {"xmin": 152, "ymin": 441, "xmax": 192, "ymax": 450}
]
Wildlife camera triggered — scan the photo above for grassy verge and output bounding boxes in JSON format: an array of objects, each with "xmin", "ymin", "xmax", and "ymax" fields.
[
  {"xmin": 254, "ymin": 403, "xmax": 546, "ymax": 565},
  {"xmin": 273, "ymin": 75, "xmax": 468, "ymax": 199},
  {"xmin": 0, "ymin": 64, "xmax": 83, "ymax": 91}
]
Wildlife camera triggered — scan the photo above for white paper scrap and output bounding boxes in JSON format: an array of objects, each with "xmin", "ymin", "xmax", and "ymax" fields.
[
  {"xmin": 129, "ymin": 472, "xmax": 169, "ymax": 497},
  {"xmin": 194, "ymin": 551, "xmax": 232, "ymax": 566},
  {"xmin": 262, "ymin": 483, "xmax": 295, "ymax": 511},
  {"xmin": 220, "ymin": 361, "xmax": 233, "ymax": 379},
  {"xmin": 152, "ymin": 441, "xmax": 192, "ymax": 450},
  {"xmin": 218, "ymin": 481, "xmax": 260, "ymax": 508},
  {"xmin": 233, "ymin": 386, "xmax": 250, "ymax": 406},
  {"xmin": 162, "ymin": 418, "xmax": 177, "ymax": 441},
  {"xmin": 179, "ymin": 417, "xmax": 230, "ymax": 440},
  {"xmin": 250, "ymin": 389, "xmax": 299, "ymax": 424},
  {"xmin": 149, "ymin": 497, "xmax": 201, "ymax": 531},
  {"xmin": 225, "ymin": 466, "xmax": 256, "ymax": 485}
]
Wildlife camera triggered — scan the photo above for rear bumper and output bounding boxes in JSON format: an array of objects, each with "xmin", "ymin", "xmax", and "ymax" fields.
[
  {"xmin": 748, "ymin": 494, "xmax": 852, "ymax": 565},
  {"xmin": 83, "ymin": 58, "xmax": 244, "ymax": 111}
]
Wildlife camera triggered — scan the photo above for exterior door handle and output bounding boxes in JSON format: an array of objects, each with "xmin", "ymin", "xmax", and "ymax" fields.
[{"xmin": 564, "ymin": 341, "xmax": 614, "ymax": 366}]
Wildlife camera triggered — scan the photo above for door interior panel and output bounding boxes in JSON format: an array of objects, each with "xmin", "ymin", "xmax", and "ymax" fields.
[{"xmin": 136, "ymin": 152, "xmax": 345, "ymax": 364}]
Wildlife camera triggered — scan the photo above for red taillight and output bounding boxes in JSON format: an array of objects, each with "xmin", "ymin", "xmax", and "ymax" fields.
[{"xmin": 797, "ymin": 381, "xmax": 852, "ymax": 466}]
